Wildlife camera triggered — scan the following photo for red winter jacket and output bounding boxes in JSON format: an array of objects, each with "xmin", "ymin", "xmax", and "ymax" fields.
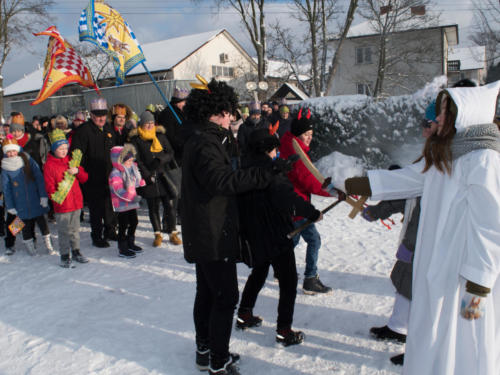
[
  {"xmin": 279, "ymin": 131, "xmax": 331, "ymax": 221},
  {"xmin": 43, "ymin": 153, "xmax": 88, "ymax": 213}
]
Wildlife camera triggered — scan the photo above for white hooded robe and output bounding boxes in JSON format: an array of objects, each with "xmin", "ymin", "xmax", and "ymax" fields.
[{"xmin": 366, "ymin": 81, "xmax": 500, "ymax": 375}]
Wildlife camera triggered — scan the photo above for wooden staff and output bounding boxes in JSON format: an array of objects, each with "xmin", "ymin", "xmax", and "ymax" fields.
[{"xmin": 287, "ymin": 199, "xmax": 343, "ymax": 239}]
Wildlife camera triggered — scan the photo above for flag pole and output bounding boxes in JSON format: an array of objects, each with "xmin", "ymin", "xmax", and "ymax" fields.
[{"xmin": 141, "ymin": 62, "xmax": 182, "ymax": 125}]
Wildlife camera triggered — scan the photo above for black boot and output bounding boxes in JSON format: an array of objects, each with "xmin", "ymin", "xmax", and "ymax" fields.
[
  {"xmin": 60, "ymin": 254, "xmax": 75, "ymax": 268},
  {"xmin": 390, "ymin": 353, "xmax": 404, "ymax": 365},
  {"xmin": 276, "ymin": 327, "xmax": 305, "ymax": 346},
  {"xmin": 236, "ymin": 308, "xmax": 263, "ymax": 330},
  {"xmin": 209, "ymin": 354, "xmax": 240, "ymax": 375},
  {"xmin": 369, "ymin": 325, "xmax": 406, "ymax": 343},
  {"xmin": 127, "ymin": 235, "xmax": 143, "ymax": 253},
  {"xmin": 72, "ymin": 249, "xmax": 89, "ymax": 263},
  {"xmin": 302, "ymin": 275, "xmax": 332, "ymax": 295},
  {"xmin": 118, "ymin": 239, "xmax": 136, "ymax": 258},
  {"xmin": 105, "ymin": 228, "xmax": 118, "ymax": 242}
]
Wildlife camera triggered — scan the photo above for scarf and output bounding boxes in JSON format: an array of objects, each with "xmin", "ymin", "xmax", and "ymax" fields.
[
  {"xmin": 137, "ymin": 126, "xmax": 163, "ymax": 153},
  {"xmin": 16, "ymin": 133, "xmax": 30, "ymax": 148},
  {"xmin": 1, "ymin": 156, "xmax": 24, "ymax": 171},
  {"xmin": 451, "ymin": 123, "xmax": 500, "ymax": 161}
]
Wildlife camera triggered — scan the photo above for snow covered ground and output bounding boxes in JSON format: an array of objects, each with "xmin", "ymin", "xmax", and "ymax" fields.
[{"xmin": 0, "ymin": 154, "xmax": 406, "ymax": 375}]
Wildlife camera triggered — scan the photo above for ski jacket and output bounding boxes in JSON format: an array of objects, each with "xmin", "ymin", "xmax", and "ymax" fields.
[
  {"xmin": 70, "ymin": 120, "xmax": 116, "ymax": 200},
  {"xmin": 279, "ymin": 131, "xmax": 331, "ymax": 220},
  {"xmin": 2, "ymin": 153, "xmax": 49, "ymax": 220},
  {"xmin": 43, "ymin": 153, "xmax": 88, "ymax": 213},
  {"xmin": 366, "ymin": 81, "xmax": 500, "ymax": 375},
  {"xmin": 109, "ymin": 144, "xmax": 146, "ymax": 212},
  {"xmin": 238, "ymin": 152, "xmax": 320, "ymax": 266},
  {"xmin": 128, "ymin": 126, "xmax": 175, "ymax": 199},
  {"xmin": 181, "ymin": 121, "xmax": 272, "ymax": 264}
]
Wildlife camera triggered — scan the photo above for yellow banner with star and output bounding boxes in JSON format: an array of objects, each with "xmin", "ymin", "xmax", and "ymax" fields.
[{"xmin": 79, "ymin": 0, "xmax": 145, "ymax": 85}]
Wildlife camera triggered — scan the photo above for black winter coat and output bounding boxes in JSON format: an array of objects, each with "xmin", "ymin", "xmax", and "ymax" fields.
[
  {"xmin": 22, "ymin": 132, "xmax": 49, "ymax": 168},
  {"xmin": 70, "ymin": 120, "xmax": 116, "ymax": 199},
  {"xmin": 276, "ymin": 117, "xmax": 292, "ymax": 138},
  {"xmin": 181, "ymin": 121, "xmax": 272, "ymax": 264},
  {"xmin": 238, "ymin": 153, "xmax": 320, "ymax": 267},
  {"xmin": 157, "ymin": 104, "xmax": 185, "ymax": 166},
  {"xmin": 237, "ymin": 117, "xmax": 270, "ymax": 155},
  {"xmin": 128, "ymin": 126, "xmax": 175, "ymax": 199},
  {"xmin": 112, "ymin": 126, "xmax": 131, "ymax": 146}
]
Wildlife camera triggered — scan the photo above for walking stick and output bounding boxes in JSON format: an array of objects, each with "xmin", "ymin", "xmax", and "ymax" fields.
[{"xmin": 287, "ymin": 199, "xmax": 343, "ymax": 239}]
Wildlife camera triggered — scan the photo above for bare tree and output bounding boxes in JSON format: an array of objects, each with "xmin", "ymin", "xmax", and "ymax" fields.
[
  {"xmin": 267, "ymin": 22, "xmax": 311, "ymax": 95},
  {"xmin": 0, "ymin": 0, "xmax": 54, "ymax": 119},
  {"xmin": 325, "ymin": 0, "xmax": 358, "ymax": 94},
  {"xmin": 72, "ymin": 43, "xmax": 113, "ymax": 83},
  {"xmin": 357, "ymin": 0, "xmax": 437, "ymax": 98},
  {"xmin": 470, "ymin": 0, "xmax": 499, "ymax": 67}
]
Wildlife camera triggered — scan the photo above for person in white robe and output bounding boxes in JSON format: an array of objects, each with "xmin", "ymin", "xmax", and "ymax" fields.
[{"xmin": 345, "ymin": 80, "xmax": 500, "ymax": 375}]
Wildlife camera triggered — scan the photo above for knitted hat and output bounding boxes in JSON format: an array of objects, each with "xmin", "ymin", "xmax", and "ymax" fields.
[
  {"xmin": 171, "ymin": 87, "xmax": 190, "ymax": 104},
  {"xmin": 248, "ymin": 127, "xmax": 280, "ymax": 153},
  {"xmin": 2, "ymin": 134, "xmax": 21, "ymax": 154},
  {"xmin": 279, "ymin": 105, "xmax": 290, "ymax": 114},
  {"xmin": 291, "ymin": 108, "xmax": 313, "ymax": 137},
  {"xmin": 241, "ymin": 106, "xmax": 249, "ymax": 115},
  {"xmin": 425, "ymin": 100, "xmax": 437, "ymax": 122},
  {"xmin": 49, "ymin": 128, "xmax": 69, "ymax": 153},
  {"xmin": 139, "ymin": 111, "xmax": 155, "ymax": 126},
  {"xmin": 9, "ymin": 122, "xmax": 24, "ymax": 133},
  {"xmin": 249, "ymin": 101, "xmax": 261, "ymax": 115},
  {"xmin": 90, "ymin": 97, "xmax": 108, "ymax": 116}
]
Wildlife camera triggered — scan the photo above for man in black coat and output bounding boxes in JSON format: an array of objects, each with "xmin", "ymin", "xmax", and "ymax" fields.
[
  {"xmin": 237, "ymin": 101, "xmax": 270, "ymax": 156},
  {"xmin": 71, "ymin": 98, "xmax": 117, "ymax": 247},
  {"xmin": 109, "ymin": 103, "xmax": 132, "ymax": 146},
  {"xmin": 157, "ymin": 87, "xmax": 188, "ymax": 166},
  {"xmin": 181, "ymin": 79, "xmax": 276, "ymax": 375}
]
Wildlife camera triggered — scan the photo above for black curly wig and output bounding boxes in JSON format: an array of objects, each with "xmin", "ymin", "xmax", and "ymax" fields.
[{"xmin": 184, "ymin": 79, "xmax": 239, "ymax": 124}]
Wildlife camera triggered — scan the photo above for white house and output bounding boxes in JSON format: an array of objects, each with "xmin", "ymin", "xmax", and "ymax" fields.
[
  {"xmin": 328, "ymin": 21, "xmax": 458, "ymax": 97},
  {"xmin": 447, "ymin": 45, "xmax": 487, "ymax": 85}
]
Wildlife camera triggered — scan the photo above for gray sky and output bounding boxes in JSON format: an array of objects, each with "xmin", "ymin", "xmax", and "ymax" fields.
[{"xmin": 3, "ymin": 0, "xmax": 477, "ymax": 87}]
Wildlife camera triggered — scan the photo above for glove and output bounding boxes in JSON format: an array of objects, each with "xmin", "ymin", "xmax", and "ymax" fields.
[
  {"xmin": 361, "ymin": 207, "xmax": 375, "ymax": 222},
  {"xmin": 40, "ymin": 197, "xmax": 49, "ymax": 208},
  {"xmin": 272, "ymin": 154, "xmax": 299, "ymax": 174},
  {"xmin": 150, "ymin": 158, "xmax": 161, "ymax": 171},
  {"xmin": 460, "ymin": 291, "xmax": 485, "ymax": 320},
  {"xmin": 7, "ymin": 208, "xmax": 17, "ymax": 216}
]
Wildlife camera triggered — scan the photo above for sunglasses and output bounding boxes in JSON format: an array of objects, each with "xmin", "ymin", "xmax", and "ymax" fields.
[{"xmin": 421, "ymin": 119, "xmax": 433, "ymax": 129}]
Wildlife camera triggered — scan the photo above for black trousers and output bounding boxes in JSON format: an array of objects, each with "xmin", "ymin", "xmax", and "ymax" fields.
[
  {"xmin": 194, "ymin": 261, "xmax": 239, "ymax": 360},
  {"xmin": 239, "ymin": 247, "xmax": 298, "ymax": 330},
  {"xmin": 117, "ymin": 210, "xmax": 138, "ymax": 241},
  {"xmin": 146, "ymin": 196, "xmax": 176, "ymax": 234},
  {"xmin": 87, "ymin": 195, "xmax": 115, "ymax": 241},
  {"xmin": 22, "ymin": 215, "xmax": 50, "ymax": 241}
]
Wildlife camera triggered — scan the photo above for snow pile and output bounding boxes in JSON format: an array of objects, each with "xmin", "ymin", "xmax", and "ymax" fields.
[
  {"xmin": 300, "ymin": 76, "xmax": 448, "ymax": 168},
  {"xmin": 316, "ymin": 151, "xmax": 365, "ymax": 192}
]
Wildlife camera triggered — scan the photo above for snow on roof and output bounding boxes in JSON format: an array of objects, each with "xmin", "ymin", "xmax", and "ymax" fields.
[
  {"xmin": 283, "ymin": 83, "xmax": 309, "ymax": 100},
  {"xmin": 340, "ymin": 19, "xmax": 455, "ymax": 39},
  {"xmin": 258, "ymin": 59, "xmax": 310, "ymax": 81},
  {"xmin": 448, "ymin": 45, "xmax": 486, "ymax": 71},
  {"xmin": 5, "ymin": 29, "xmax": 225, "ymax": 97}
]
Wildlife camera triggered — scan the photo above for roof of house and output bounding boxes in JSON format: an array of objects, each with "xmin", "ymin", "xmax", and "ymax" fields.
[
  {"xmin": 331, "ymin": 20, "xmax": 458, "ymax": 45},
  {"xmin": 448, "ymin": 45, "xmax": 486, "ymax": 71},
  {"xmin": 5, "ymin": 29, "xmax": 254, "ymax": 97}
]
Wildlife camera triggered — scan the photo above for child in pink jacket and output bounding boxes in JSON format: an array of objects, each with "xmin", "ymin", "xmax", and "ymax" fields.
[{"xmin": 109, "ymin": 144, "xmax": 145, "ymax": 258}]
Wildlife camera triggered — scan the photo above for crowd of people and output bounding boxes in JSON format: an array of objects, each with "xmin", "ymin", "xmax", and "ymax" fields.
[{"xmin": 1, "ymin": 77, "xmax": 499, "ymax": 375}]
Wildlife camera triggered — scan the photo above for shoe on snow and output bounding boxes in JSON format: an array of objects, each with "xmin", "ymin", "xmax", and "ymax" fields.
[
  {"xmin": 60, "ymin": 254, "xmax": 75, "ymax": 268},
  {"xmin": 5, "ymin": 248, "xmax": 15, "ymax": 256},
  {"xmin": 370, "ymin": 325, "xmax": 406, "ymax": 343},
  {"xmin": 236, "ymin": 312, "xmax": 263, "ymax": 330},
  {"xmin": 390, "ymin": 353, "xmax": 404, "ymax": 365},
  {"xmin": 303, "ymin": 275, "xmax": 332, "ymax": 295},
  {"xmin": 92, "ymin": 239, "xmax": 110, "ymax": 248},
  {"xmin": 72, "ymin": 249, "xmax": 89, "ymax": 263},
  {"xmin": 276, "ymin": 328, "xmax": 305, "ymax": 346},
  {"xmin": 208, "ymin": 357, "xmax": 240, "ymax": 375},
  {"xmin": 119, "ymin": 248, "xmax": 136, "ymax": 258},
  {"xmin": 196, "ymin": 345, "xmax": 239, "ymax": 372}
]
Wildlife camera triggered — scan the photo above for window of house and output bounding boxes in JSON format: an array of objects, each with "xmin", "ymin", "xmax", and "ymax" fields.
[
  {"xmin": 448, "ymin": 60, "xmax": 460, "ymax": 72},
  {"xmin": 212, "ymin": 65, "xmax": 235, "ymax": 78},
  {"xmin": 356, "ymin": 83, "xmax": 372, "ymax": 95},
  {"xmin": 355, "ymin": 46, "xmax": 372, "ymax": 64}
]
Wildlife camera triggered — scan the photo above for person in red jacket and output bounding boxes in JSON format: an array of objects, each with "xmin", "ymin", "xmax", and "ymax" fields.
[
  {"xmin": 44, "ymin": 129, "xmax": 89, "ymax": 268},
  {"xmin": 279, "ymin": 109, "xmax": 336, "ymax": 294}
]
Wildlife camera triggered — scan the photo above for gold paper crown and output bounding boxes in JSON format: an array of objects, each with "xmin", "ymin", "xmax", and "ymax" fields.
[
  {"xmin": 189, "ymin": 74, "xmax": 209, "ymax": 91},
  {"xmin": 49, "ymin": 128, "xmax": 67, "ymax": 145},
  {"xmin": 2, "ymin": 134, "xmax": 19, "ymax": 148}
]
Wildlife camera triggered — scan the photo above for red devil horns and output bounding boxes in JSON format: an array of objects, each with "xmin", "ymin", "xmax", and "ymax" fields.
[
  {"xmin": 269, "ymin": 121, "xmax": 279, "ymax": 136},
  {"xmin": 297, "ymin": 108, "xmax": 311, "ymax": 120}
]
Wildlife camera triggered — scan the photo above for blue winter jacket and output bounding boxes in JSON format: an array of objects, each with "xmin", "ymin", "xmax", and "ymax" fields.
[{"xmin": 2, "ymin": 154, "xmax": 49, "ymax": 220}]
